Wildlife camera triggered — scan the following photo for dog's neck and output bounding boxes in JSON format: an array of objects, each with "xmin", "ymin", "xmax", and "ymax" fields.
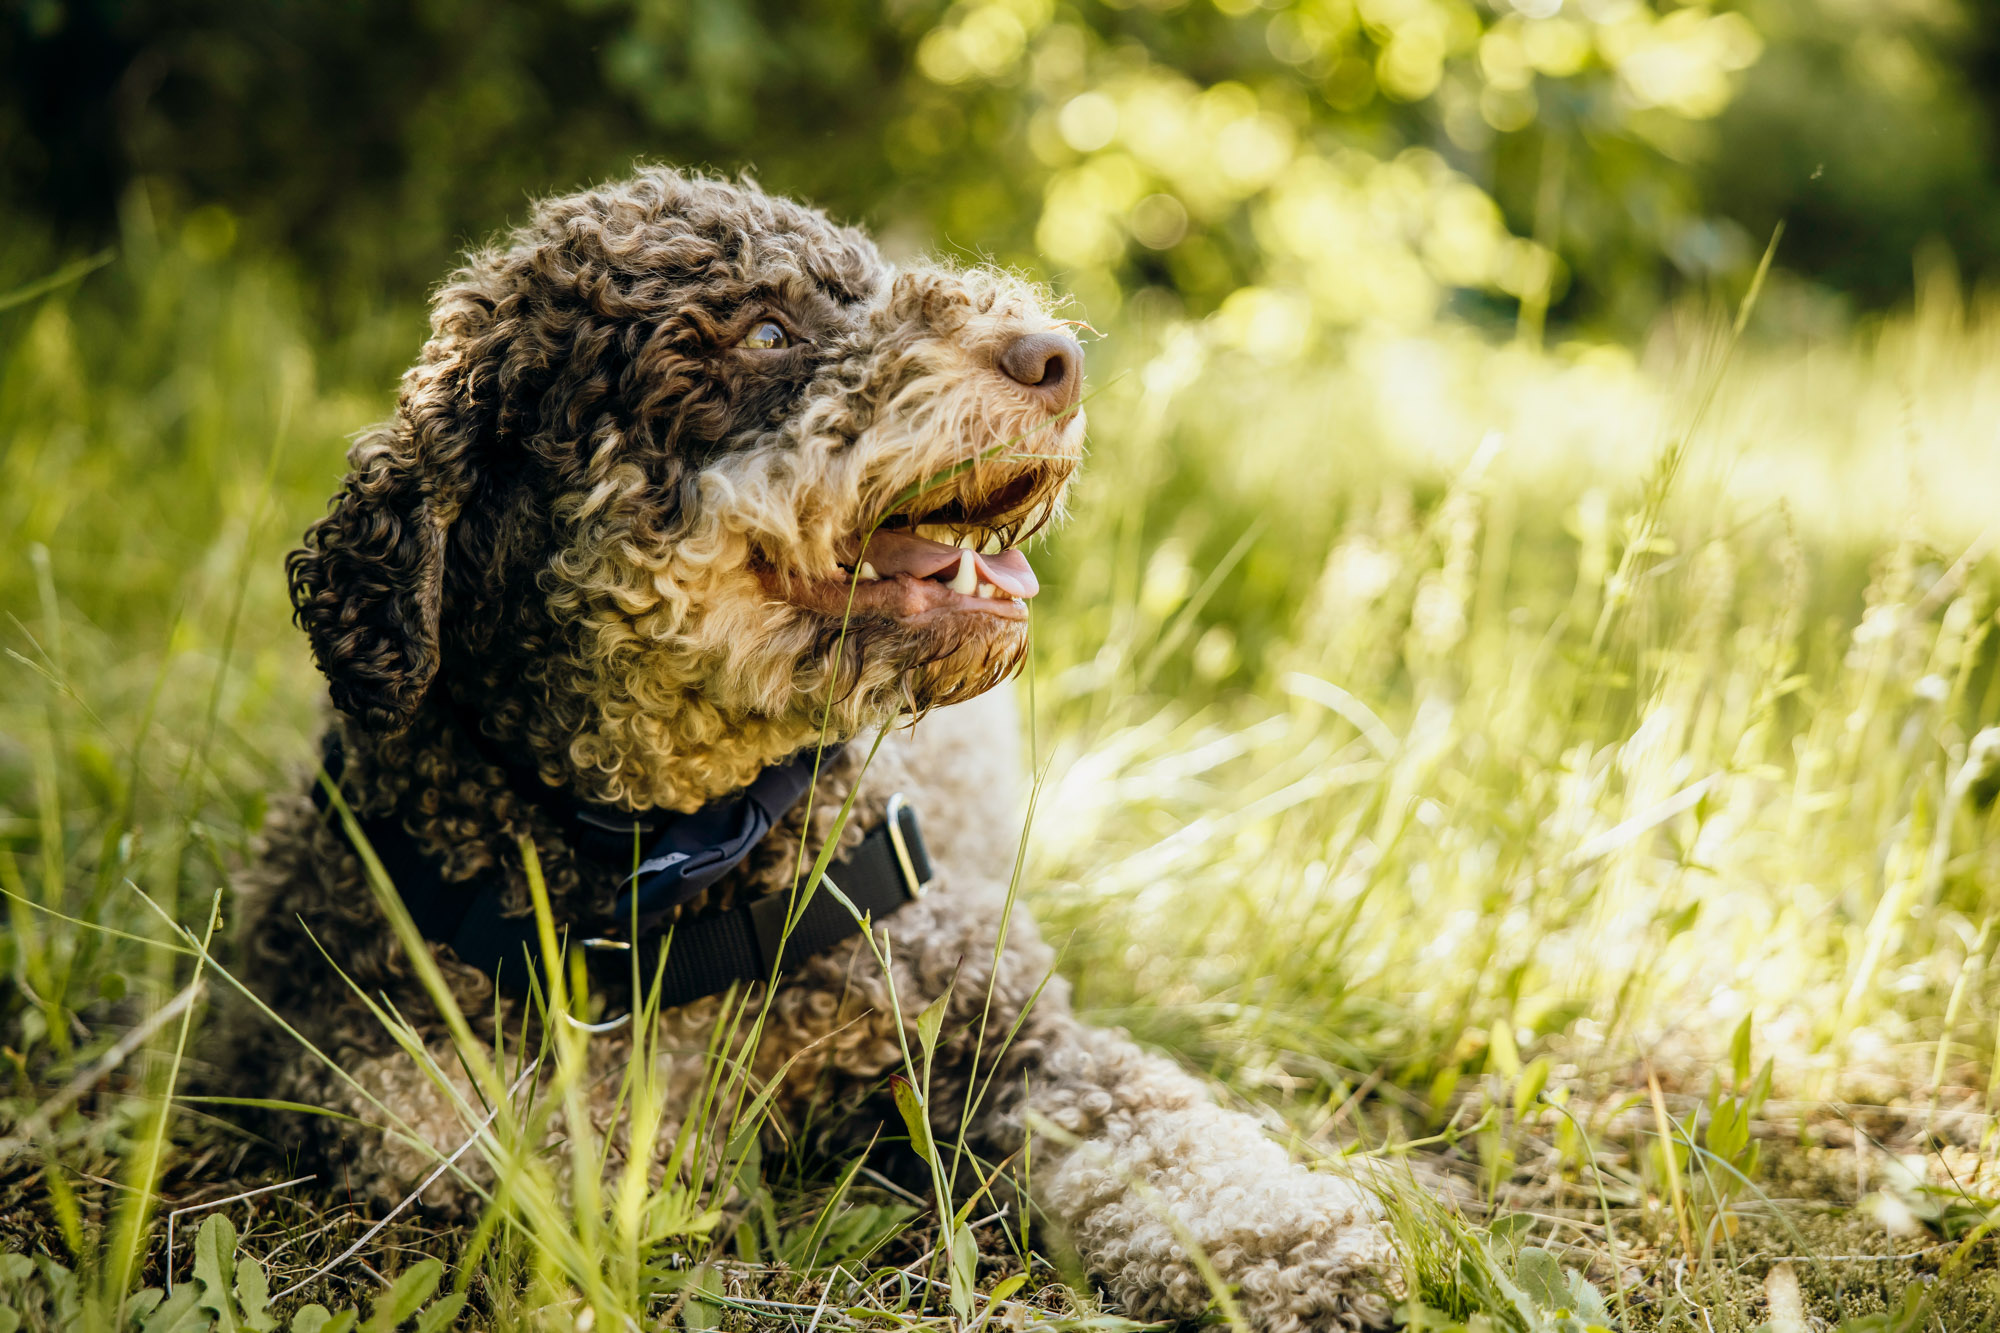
[
  {"xmin": 426, "ymin": 679, "xmax": 852, "ymax": 815},
  {"xmin": 329, "ymin": 698, "xmax": 883, "ymax": 932},
  {"xmin": 538, "ymin": 714, "xmax": 852, "ymax": 813},
  {"xmin": 444, "ymin": 689, "xmax": 838, "ymax": 826}
]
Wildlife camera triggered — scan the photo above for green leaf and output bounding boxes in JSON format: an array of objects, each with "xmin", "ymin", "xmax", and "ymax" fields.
[
  {"xmin": 292, "ymin": 1310, "xmax": 355, "ymax": 1333},
  {"xmin": 1427, "ymin": 1066, "xmax": 1461, "ymax": 1125},
  {"xmin": 1514, "ymin": 1058, "xmax": 1550, "ymax": 1123},
  {"xmin": 1464, "ymin": 1239, "xmax": 1544, "ymax": 1331},
  {"xmin": 1748, "ymin": 1055, "xmax": 1775, "ymax": 1118},
  {"xmin": 915, "ymin": 990, "xmax": 950, "ymax": 1062},
  {"xmin": 193, "ymin": 1215, "xmax": 242, "ymax": 1333},
  {"xmin": 948, "ymin": 1222, "xmax": 978, "ymax": 1320},
  {"xmin": 1566, "ymin": 1270, "xmax": 1612, "ymax": 1324},
  {"xmin": 0, "ymin": 1306, "xmax": 18, "ymax": 1333},
  {"xmin": 1706, "ymin": 1098, "xmax": 1741, "ymax": 1160},
  {"xmin": 139, "ymin": 1285, "xmax": 211, "ymax": 1333},
  {"xmin": 890, "ymin": 1074, "xmax": 934, "ymax": 1161},
  {"xmin": 235, "ymin": 1256, "xmax": 279, "ymax": 1333},
  {"xmin": 683, "ymin": 1266, "xmax": 723, "ymax": 1332},
  {"xmin": 413, "ymin": 1292, "xmax": 466, "ymax": 1333},
  {"xmin": 988, "ymin": 1273, "xmax": 1029, "ymax": 1305},
  {"xmin": 1730, "ymin": 1012, "xmax": 1753, "ymax": 1087},
  {"xmin": 359, "ymin": 1261, "xmax": 443, "ymax": 1333},
  {"xmin": 127, "ymin": 1289, "xmax": 167, "ymax": 1323},
  {"xmin": 37, "ymin": 1260, "xmax": 77, "ymax": 1331},
  {"xmin": 1515, "ymin": 1247, "xmax": 1570, "ymax": 1314}
]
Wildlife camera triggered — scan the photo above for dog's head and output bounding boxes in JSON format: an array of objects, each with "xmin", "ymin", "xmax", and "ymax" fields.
[{"xmin": 287, "ymin": 169, "xmax": 1084, "ymax": 809}]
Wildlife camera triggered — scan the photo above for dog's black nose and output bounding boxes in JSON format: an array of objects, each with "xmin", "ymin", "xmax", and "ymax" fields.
[{"xmin": 997, "ymin": 332, "xmax": 1084, "ymax": 411}]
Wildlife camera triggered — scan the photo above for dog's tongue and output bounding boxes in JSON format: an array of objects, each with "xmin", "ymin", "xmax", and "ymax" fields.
[{"xmin": 857, "ymin": 529, "xmax": 1040, "ymax": 598}]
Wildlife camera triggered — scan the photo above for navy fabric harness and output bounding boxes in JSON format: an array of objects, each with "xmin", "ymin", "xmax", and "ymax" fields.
[{"xmin": 312, "ymin": 728, "xmax": 932, "ymax": 1004}]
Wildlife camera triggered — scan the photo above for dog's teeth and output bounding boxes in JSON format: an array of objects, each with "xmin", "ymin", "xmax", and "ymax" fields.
[
  {"xmin": 858, "ymin": 561, "xmax": 880, "ymax": 582},
  {"xmin": 977, "ymin": 581, "xmax": 998, "ymax": 599},
  {"xmin": 949, "ymin": 550, "xmax": 978, "ymax": 595}
]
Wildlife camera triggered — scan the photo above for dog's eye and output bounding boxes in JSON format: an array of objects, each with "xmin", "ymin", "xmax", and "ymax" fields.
[{"xmin": 741, "ymin": 320, "xmax": 792, "ymax": 351}]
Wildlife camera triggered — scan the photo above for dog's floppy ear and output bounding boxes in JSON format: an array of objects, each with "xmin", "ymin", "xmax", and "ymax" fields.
[{"xmin": 287, "ymin": 354, "xmax": 482, "ymax": 735}]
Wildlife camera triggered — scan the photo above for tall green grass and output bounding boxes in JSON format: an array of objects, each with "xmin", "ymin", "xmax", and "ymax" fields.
[{"xmin": 6, "ymin": 221, "xmax": 2000, "ymax": 1329}]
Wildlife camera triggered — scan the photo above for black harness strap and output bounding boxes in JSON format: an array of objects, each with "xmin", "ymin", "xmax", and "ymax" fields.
[{"xmin": 311, "ymin": 732, "xmax": 932, "ymax": 1004}]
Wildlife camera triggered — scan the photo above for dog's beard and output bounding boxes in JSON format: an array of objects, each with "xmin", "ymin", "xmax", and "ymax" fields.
[
  {"xmin": 862, "ymin": 615, "xmax": 1031, "ymax": 715},
  {"xmin": 540, "ymin": 589, "xmax": 1031, "ymax": 812},
  {"xmin": 766, "ymin": 609, "xmax": 1030, "ymax": 734}
]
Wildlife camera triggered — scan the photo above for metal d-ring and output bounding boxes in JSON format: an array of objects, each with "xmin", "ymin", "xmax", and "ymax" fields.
[
  {"xmin": 561, "ymin": 1010, "xmax": 632, "ymax": 1034},
  {"xmin": 884, "ymin": 792, "xmax": 932, "ymax": 900},
  {"xmin": 571, "ymin": 938, "xmax": 635, "ymax": 1032}
]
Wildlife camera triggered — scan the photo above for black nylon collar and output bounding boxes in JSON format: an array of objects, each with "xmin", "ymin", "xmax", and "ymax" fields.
[
  {"xmin": 433, "ymin": 689, "xmax": 846, "ymax": 926},
  {"xmin": 310, "ymin": 722, "xmax": 929, "ymax": 1003}
]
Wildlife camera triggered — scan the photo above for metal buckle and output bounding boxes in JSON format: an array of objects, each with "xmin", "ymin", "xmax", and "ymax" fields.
[{"xmin": 884, "ymin": 792, "xmax": 933, "ymax": 900}]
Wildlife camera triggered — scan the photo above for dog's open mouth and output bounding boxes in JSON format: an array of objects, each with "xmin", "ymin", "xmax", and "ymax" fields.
[
  {"xmin": 776, "ymin": 467, "xmax": 1065, "ymax": 625},
  {"xmin": 853, "ymin": 469, "xmax": 1055, "ymax": 595},
  {"xmin": 848, "ymin": 527, "xmax": 1039, "ymax": 601}
]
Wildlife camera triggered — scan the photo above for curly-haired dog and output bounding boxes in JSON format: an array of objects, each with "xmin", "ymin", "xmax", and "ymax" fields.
[{"xmin": 228, "ymin": 168, "xmax": 1395, "ymax": 1330}]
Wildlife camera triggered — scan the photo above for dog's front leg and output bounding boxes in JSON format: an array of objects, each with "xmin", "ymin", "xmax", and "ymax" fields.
[
  {"xmin": 996, "ymin": 1014, "xmax": 1398, "ymax": 1332},
  {"xmin": 850, "ymin": 882, "xmax": 1398, "ymax": 1332}
]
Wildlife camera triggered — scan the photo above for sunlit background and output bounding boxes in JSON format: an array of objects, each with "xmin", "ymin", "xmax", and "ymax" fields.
[{"xmin": 13, "ymin": 0, "xmax": 2000, "ymax": 336}]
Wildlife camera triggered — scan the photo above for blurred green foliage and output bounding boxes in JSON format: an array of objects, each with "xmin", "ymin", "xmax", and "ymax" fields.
[{"xmin": 6, "ymin": 0, "xmax": 2000, "ymax": 341}]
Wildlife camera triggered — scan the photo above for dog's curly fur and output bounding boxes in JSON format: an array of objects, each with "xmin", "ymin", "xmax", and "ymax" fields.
[{"xmin": 227, "ymin": 168, "xmax": 1397, "ymax": 1330}]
